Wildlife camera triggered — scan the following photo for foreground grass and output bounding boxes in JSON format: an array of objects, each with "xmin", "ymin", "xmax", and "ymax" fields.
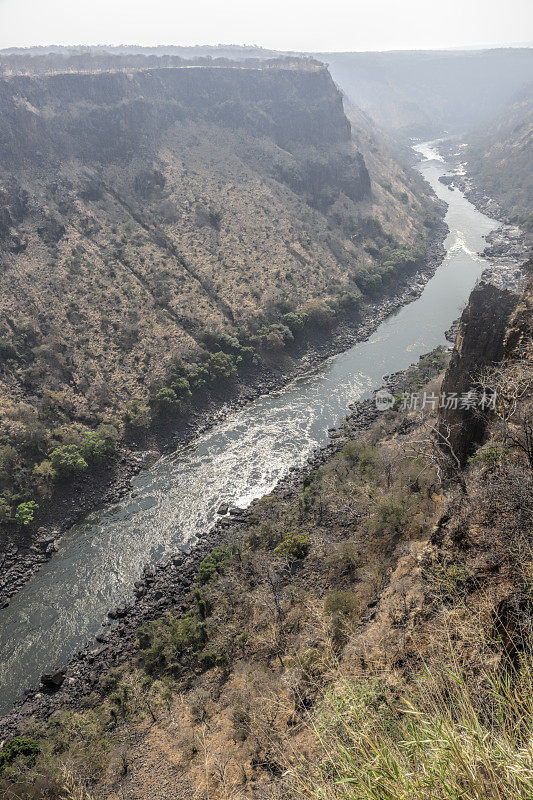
[{"xmin": 290, "ymin": 658, "xmax": 533, "ymax": 800}]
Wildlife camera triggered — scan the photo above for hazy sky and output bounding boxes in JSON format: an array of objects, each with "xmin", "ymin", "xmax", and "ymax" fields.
[{"xmin": 1, "ymin": 0, "xmax": 532, "ymax": 52}]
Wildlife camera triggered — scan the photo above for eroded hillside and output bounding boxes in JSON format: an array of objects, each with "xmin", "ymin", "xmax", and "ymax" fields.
[{"xmin": 0, "ymin": 62, "xmax": 438, "ymax": 547}]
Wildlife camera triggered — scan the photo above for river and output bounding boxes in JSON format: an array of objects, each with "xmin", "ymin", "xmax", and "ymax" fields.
[{"xmin": 0, "ymin": 141, "xmax": 499, "ymax": 714}]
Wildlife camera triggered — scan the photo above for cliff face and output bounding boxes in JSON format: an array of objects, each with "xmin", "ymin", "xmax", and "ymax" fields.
[
  {"xmin": 439, "ymin": 281, "xmax": 519, "ymax": 465},
  {"xmin": 0, "ymin": 62, "xmax": 431, "ymax": 416},
  {"xmin": 0, "ymin": 67, "xmax": 369, "ymax": 207}
]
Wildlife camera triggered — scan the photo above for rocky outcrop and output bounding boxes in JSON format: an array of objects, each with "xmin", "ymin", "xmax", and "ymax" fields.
[{"xmin": 439, "ymin": 281, "xmax": 519, "ymax": 465}]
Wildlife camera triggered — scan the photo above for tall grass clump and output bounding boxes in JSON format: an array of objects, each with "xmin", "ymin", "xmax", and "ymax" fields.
[{"xmin": 289, "ymin": 658, "xmax": 533, "ymax": 800}]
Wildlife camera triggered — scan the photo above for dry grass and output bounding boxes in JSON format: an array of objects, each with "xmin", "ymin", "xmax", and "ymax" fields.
[{"xmin": 288, "ymin": 655, "xmax": 533, "ymax": 800}]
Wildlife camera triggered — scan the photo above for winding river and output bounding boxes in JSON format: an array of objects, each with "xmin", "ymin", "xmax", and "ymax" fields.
[{"xmin": 0, "ymin": 142, "xmax": 500, "ymax": 714}]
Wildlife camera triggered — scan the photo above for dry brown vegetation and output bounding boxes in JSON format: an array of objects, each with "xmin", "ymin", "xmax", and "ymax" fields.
[{"xmin": 3, "ymin": 297, "xmax": 531, "ymax": 800}]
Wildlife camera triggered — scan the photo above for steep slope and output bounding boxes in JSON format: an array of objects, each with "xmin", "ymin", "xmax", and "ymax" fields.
[
  {"xmin": 465, "ymin": 82, "xmax": 533, "ymax": 228},
  {"xmin": 0, "ymin": 63, "xmax": 438, "ymax": 555},
  {"xmin": 1, "ymin": 274, "xmax": 530, "ymax": 800}
]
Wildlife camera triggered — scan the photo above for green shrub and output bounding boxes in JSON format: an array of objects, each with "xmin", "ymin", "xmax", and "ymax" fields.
[
  {"xmin": 187, "ymin": 351, "xmax": 237, "ymax": 389},
  {"xmin": 237, "ymin": 345, "xmax": 258, "ymax": 365},
  {"xmin": 124, "ymin": 399, "xmax": 151, "ymax": 430},
  {"xmin": 282, "ymin": 311, "xmax": 308, "ymax": 334},
  {"xmin": 257, "ymin": 323, "xmax": 294, "ymax": 351},
  {"xmin": 342, "ymin": 442, "xmax": 377, "ymax": 476},
  {"xmin": 304, "ymin": 300, "xmax": 335, "ymax": 328},
  {"xmin": 469, "ymin": 442, "xmax": 510, "ymax": 466},
  {"xmin": 0, "ymin": 735, "xmax": 41, "ymax": 776},
  {"xmin": 153, "ymin": 387, "xmax": 180, "ymax": 412},
  {"xmin": 324, "ymin": 590, "xmax": 360, "ymax": 618},
  {"xmin": 14, "ymin": 500, "xmax": 38, "ymax": 526},
  {"xmin": 274, "ymin": 531, "xmax": 310, "ymax": 560},
  {"xmin": 371, "ymin": 497, "xmax": 405, "ymax": 535},
  {"xmin": 49, "ymin": 444, "xmax": 88, "ymax": 478},
  {"xmin": 137, "ymin": 612, "xmax": 207, "ymax": 677},
  {"xmin": 197, "ymin": 546, "xmax": 234, "ymax": 585},
  {"xmin": 81, "ymin": 424, "xmax": 118, "ymax": 464},
  {"xmin": 170, "ymin": 376, "xmax": 192, "ymax": 401}
]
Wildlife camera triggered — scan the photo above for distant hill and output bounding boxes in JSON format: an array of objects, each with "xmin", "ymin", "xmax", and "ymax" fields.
[
  {"xmin": 3, "ymin": 46, "xmax": 532, "ymax": 139},
  {"xmin": 318, "ymin": 48, "xmax": 533, "ymax": 137},
  {"xmin": 465, "ymin": 82, "xmax": 533, "ymax": 228}
]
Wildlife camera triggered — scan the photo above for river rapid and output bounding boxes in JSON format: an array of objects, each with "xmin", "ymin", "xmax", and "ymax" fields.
[{"xmin": 0, "ymin": 141, "xmax": 500, "ymax": 714}]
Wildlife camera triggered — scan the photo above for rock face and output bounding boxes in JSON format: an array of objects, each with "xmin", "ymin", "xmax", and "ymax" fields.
[
  {"xmin": 40, "ymin": 669, "xmax": 65, "ymax": 690},
  {"xmin": 438, "ymin": 281, "xmax": 520, "ymax": 465},
  {"xmin": 0, "ymin": 66, "xmax": 368, "ymax": 205}
]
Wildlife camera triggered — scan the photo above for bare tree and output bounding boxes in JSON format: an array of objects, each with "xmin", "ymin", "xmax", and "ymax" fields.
[
  {"xmin": 406, "ymin": 421, "xmax": 467, "ymax": 493},
  {"xmin": 478, "ymin": 354, "xmax": 533, "ymax": 470}
]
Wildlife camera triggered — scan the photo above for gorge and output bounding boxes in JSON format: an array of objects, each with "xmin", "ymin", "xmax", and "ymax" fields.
[{"xmin": 0, "ymin": 139, "xmax": 521, "ymax": 718}]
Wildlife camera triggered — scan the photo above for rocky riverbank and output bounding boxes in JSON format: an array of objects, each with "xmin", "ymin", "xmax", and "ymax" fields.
[
  {"xmin": 0, "ymin": 216, "xmax": 448, "ymax": 606},
  {"xmin": 436, "ymin": 142, "xmax": 530, "ymax": 286},
  {"xmin": 0, "ymin": 343, "xmax": 447, "ymax": 739},
  {"xmin": 2, "ymin": 224, "xmax": 529, "ymax": 735}
]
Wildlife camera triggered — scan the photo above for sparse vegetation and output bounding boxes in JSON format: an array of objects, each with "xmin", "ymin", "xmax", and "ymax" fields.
[{"xmin": 2, "ymin": 325, "xmax": 531, "ymax": 799}]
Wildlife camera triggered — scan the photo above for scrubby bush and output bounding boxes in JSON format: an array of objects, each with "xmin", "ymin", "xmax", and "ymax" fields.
[
  {"xmin": 0, "ymin": 735, "xmax": 41, "ymax": 777},
  {"xmin": 80, "ymin": 424, "xmax": 119, "ymax": 464},
  {"xmin": 137, "ymin": 612, "xmax": 207, "ymax": 677},
  {"xmin": 282, "ymin": 311, "xmax": 308, "ymax": 334},
  {"xmin": 124, "ymin": 399, "xmax": 151, "ymax": 431},
  {"xmin": 257, "ymin": 323, "xmax": 294, "ymax": 351},
  {"xmin": 355, "ymin": 268, "xmax": 382, "ymax": 296},
  {"xmin": 153, "ymin": 387, "xmax": 180, "ymax": 412},
  {"xmin": 324, "ymin": 590, "xmax": 360, "ymax": 618},
  {"xmin": 371, "ymin": 497, "xmax": 405, "ymax": 535},
  {"xmin": 49, "ymin": 444, "xmax": 88, "ymax": 478},
  {"xmin": 274, "ymin": 531, "xmax": 310, "ymax": 560},
  {"xmin": 378, "ymin": 244, "xmax": 423, "ymax": 279},
  {"xmin": 197, "ymin": 546, "xmax": 234, "ymax": 585},
  {"xmin": 469, "ymin": 442, "xmax": 510, "ymax": 466},
  {"xmin": 325, "ymin": 590, "xmax": 361, "ymax": 648},
  {"xmin": 304, "ymin": 300, "xmax": 335, "ymax": 328},
  {"xmin": 423, "ymin": 559, "xmax": 474, "ymax": 606},
  {"xmin": 14, "ymin": 500, "xmax": 38, "ymax": 526},
  {"xmin": 342, "ymin": 442, "xmax": 378, "ymax": 477},
  {"xmin": 169, "ymin": 376, "xmax": 192, "ymax": 402},
  {"xmin": 187, "ymin": 351, "xmax": 237, "ymax": 389}
]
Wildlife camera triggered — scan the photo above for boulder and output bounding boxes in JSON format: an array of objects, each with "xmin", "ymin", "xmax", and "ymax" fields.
[{"xmin": 40, "ymin": 669, "xmax": 65, "ymax": 690}]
